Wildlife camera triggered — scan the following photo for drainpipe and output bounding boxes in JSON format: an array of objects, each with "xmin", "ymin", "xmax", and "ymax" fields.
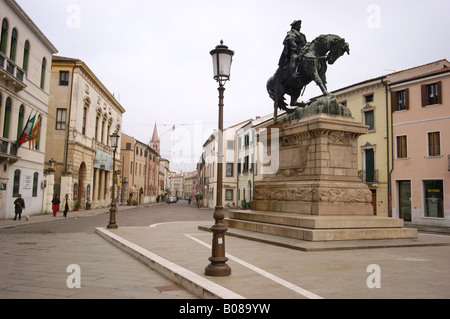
[{"xmin": 382, "ymin": 78, "xmax": 392, "ymax": 217}]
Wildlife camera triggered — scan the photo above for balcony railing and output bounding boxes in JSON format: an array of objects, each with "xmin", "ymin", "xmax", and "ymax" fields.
[
  {"xmin": 0, "ymin": 137, "xmax": 20, "ymax": 164},
  {"xmin": 0, "ymin": 51, "xmax": 27, "ymax": 92},
  {"xmin": 358, "ymin": 169, "xmax": 379, "ymax": 184}
]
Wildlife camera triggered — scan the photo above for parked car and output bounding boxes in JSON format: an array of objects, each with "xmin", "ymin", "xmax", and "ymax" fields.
[{"xmin": 167, "ymin": 196, "xmax": 178, "ymax": 204}]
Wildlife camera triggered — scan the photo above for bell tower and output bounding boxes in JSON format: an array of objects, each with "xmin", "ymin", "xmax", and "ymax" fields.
[{"xmin": 150, "ymin": 123, "xmax": 160, "ymax": 154}]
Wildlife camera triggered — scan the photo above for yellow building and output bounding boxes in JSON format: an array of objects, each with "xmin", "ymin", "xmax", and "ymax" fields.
[
  {"xmin": 334, "ymin": 77, "xmax": 389, "ymax": 216},
  {"xmin": 46, "ymin": 56, "xmax": 125, "ymax": 210}
]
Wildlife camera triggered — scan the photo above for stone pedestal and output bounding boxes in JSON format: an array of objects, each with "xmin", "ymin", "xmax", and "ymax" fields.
[
  {"xmin": 225, "ymin": 97, "xmax": 417, "ymax": 241},
  {"xmin": 253, "ymin": 111, "xmax": 372, "ymax": 216}
]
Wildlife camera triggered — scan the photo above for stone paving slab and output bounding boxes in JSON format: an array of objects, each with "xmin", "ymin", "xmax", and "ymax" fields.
[{"xmin": 96, "ymin": 221, "xmax": 450, "ymax": 299}]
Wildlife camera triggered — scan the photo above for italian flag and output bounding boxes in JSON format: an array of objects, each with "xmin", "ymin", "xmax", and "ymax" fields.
[
  {"xmin": 27, "ymin": 114, "xmax": 41, "ymax": 144},
  {"xmin": 17, "ymin": 114, "xmax": 36, "ymax": 146}
]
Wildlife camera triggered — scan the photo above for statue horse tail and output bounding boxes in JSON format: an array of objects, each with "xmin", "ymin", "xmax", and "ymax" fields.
[{"xmin": 267, "ymin": 76, "xmax": 276, "ymax": 101}]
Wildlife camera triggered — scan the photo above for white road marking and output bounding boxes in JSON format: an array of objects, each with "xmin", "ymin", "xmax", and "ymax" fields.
[{"xmin": 185, "ymin": 233, "xmax": 324, "ymax": 299}]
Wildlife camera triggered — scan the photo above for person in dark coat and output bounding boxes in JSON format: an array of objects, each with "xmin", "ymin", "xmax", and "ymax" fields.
[
  {"xmin": 13, "ymin": 194, "xmax": 25, "ymax": 220},
  {"xmin": 63, "ymin": 194, "xmax": 70, "ymax": 218}
]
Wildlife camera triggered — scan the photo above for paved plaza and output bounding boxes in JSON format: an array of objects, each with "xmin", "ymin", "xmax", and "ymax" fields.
[{"xmin": 1, "ymin": 205, "xmax": 450, "ymax": 300}]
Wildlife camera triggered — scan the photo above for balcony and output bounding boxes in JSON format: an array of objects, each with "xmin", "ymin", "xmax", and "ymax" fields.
[
  {"xmin": 0, "ymin": 137, "xmax": 20, "ymax": 164},
  {"xmin": 0, "ymin": 51, "xmax": 27, "ymax": 92},
  {"xmin": 358, "ymin": 169, "xmax": 379, "ymax": 184}
]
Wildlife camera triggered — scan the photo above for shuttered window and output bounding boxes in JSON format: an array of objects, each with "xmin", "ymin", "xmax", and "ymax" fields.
[
  {"xmin": 422, "ymin": 82, "xmax": 442, "ymax": 106},
  {"xmin": 396, "ymin": 135, "xmax": 407, "ymax": 159},
  {"xmin": 392, "ymin": 89, "xmax": 409, "ymax": 111},
  {"xmin": 427, "ymin": 132, "xmax": 440, "ymax": 157}
]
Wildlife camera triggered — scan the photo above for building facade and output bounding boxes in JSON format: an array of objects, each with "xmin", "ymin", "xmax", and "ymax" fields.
[
  {"xmin": 334, "ymin": 77, "xmax": 390, "ymax": 216},
  {"xmin": 391, "ymin": 67, "xmax": 450, "ymax": 226},
  {"xmin": 159, "ymin": 157, "xmax": 170, "ymax": 201},
  {"xmin": 46, "ymin": 56, "xmax": 125, "ymax": 211},
  {"xmin": 183, "ymin": 170, "xmax": 198, "ymax": 199},
  {"xmin": 0, "ymin": 0, "xmax": 58, "ymax": 218},
  {"xmin": 120, "ymin": 132, "xmax": 160, "ymax": 205},
  {"xmin": 334, "ymin": 59, "xmax": 450, "ymax": 217}
]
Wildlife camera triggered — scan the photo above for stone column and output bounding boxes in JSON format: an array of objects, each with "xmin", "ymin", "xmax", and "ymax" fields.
[
  {"xmin": 93, "ymin": 168, "xmax": 99, "ymax": 207},
  {"xmin": 45, "ymin": 159, "xmax": 56, "ymax": 213},
  {"xmin": 98, "ymin": 170, "xmax": 104, "ymax": 207}
]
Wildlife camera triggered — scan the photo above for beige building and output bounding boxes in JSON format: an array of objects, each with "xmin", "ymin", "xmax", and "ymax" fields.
[
  {"xmin": 183, "ymin": 170, "xmax": 198, "ymax": 199},
  {"xmin": 159, "ymin": 157, "xmax": 170, "ymax": 201},
  {"xmin": 46, "ymin": 56, "xmax": 125, "ymax": 210},
  {"xmin": 0, "ymin": 0, "xmax": 58, "ymax": 218}
]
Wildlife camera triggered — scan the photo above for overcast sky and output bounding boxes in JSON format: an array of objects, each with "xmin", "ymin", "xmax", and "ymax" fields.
[{"xmin": 16, "ymin": 0, "xmax": 450, "ymax": 172}]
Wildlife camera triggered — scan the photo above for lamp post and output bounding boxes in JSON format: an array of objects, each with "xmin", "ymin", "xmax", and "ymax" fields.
[
  {"xmin": 107, "ymin": 132, "xmax": 120, "ymax": 229},
  {"xmin": 205, "ymin": 40, "xmax": 234, "ymax": 277}
]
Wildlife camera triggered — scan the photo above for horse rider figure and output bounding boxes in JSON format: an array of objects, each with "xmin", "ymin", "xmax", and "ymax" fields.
[{"xmin": 278, "ymin": 20, "xmax": 307, "ymax": 79}]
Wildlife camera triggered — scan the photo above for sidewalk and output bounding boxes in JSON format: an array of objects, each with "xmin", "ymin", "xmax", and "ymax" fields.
[{"xmin": 0, "ymin": 204, "xmax": 139, "ymax": 229}]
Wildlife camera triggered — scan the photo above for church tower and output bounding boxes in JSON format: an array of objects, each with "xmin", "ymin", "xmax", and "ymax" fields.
[{"xmin": 150, "ymin": 123, "xmax": 160, "ymax": 154}]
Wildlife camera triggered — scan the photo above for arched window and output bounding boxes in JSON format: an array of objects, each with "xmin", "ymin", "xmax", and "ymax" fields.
[
  {"xmin": 3, "ymin": 97, "xmax": 12, "ymax": 138},
  {"xmin": 13, "ymin": 169, "xmax": 20, "ymax": 197},
  {"xmin": 17, "ymin": 104, "xmax": 24, "ymax": 139},
  {"xmin": 23, "ymin": 40, "xmax": 30, "ymax": 72},
  {"xmin": 0, "ymin": 18, "xmax": 8, "ymax": 54},
  {"xmin": 40, "ymin": 57, "xmax": 46, "ymax": 89},
  {"xmin": 10, "ymin": 28, "xmax": 17, "ymax": 61}
]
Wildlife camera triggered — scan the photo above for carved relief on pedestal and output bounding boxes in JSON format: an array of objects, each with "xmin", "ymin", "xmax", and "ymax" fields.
[
  {"xmin": 254, "ymin": 186, "xmax": 313, "ymax": 202},
  {"xmin": 316, "ymin": 188, "xmax": 372, "ymax": 203},
  {"xmin": 254, "ymin": 185, "xmax": 371, "ymax": 204}
]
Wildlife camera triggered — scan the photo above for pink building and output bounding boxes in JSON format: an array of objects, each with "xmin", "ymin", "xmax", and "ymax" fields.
[{"xmin": 391, "ymin": 66, "xmax": 450, "ymax": 226}]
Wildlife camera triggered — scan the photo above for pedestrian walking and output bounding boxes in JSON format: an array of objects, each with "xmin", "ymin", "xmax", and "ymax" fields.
[
  {"xmin": 63, "ymin": 194, "xmax": 70, "ymax": 218},
  {"xmin": 13, "ymin": 194, "xmax": 25, "ymax": 220},
  {"xmin": 51, "ymin": 195, "xmax": 61, "ymax": 217}
]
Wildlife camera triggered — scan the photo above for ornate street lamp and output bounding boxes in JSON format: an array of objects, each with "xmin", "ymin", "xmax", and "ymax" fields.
[
  {"xmin": 107, "ymin": 132, "xmax": 120, "ymax": 229},
  {"xmin": 205, "ymin": 40, "xmax": 234, "ymax": 277}
]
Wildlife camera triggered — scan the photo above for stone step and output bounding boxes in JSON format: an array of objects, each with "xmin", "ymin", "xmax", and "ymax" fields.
[
  {"xmin": 224, "ymin": 218, "xmax": 418, "ymax": 242},
  {"xmin": 228, "ymin": 210, "xmax": 404, "ymax": 229}
]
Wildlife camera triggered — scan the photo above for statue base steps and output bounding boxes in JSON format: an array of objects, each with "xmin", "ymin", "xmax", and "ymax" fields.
[{"xmin": 224, "ymin": 210, "xmax": 418, "ymax": 242}]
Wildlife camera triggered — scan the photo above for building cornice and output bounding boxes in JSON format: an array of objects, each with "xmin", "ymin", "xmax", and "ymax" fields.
[
  {"xmin": 4, "ymin": 0, "xmax": 58, "ymax": 53},
  {"xmin": 52, "ymin": 57, "xmax": 126, "ymax": 114}
]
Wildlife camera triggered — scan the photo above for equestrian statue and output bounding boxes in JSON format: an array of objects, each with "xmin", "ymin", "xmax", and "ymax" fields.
[{"xmin": 267, "ymin": 20, "xmax": 350, "ymax": 121}]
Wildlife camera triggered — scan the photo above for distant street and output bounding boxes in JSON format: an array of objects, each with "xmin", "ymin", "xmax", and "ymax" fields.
[{"xmin": 0, "ymin": 200, "xmax": 213, "ymax": 299}]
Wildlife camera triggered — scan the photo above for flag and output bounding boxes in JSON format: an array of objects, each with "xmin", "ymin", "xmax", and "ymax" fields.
[
  {"xmin": 17, "ymin": 113, "xmax": 36, "ymax": 146},
  {"xmin": 27, "ymin": 114, "xmax": 41, "ymax": 143}
]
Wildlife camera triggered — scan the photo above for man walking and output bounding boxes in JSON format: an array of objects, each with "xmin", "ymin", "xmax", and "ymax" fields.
[{"xmin": 13, "ymin": 194, "xmax": 25, "ymax": 220}]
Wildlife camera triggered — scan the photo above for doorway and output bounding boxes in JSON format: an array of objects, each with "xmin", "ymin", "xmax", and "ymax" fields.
[{"xmin": 398, "ymin": 181, "xmax": 411, "ymax": 221}]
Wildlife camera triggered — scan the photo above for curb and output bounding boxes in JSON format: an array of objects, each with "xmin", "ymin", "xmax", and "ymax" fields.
[{"xmin": 95, "ymin": 227, "xmax": 245, "ymax": 300}]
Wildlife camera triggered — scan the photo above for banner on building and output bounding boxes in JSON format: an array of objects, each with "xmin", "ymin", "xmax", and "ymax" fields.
[{"xmin": 94, "ymin": 150, "xmax": 113, "ymax": 171}]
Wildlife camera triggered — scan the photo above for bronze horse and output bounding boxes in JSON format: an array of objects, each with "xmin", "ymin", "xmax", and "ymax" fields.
[{"xmin": 267, "ymin": 34, "xmax": 350, "ymax": 121}]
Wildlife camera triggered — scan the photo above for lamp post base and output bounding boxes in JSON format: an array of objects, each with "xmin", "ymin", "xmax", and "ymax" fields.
[
  {"xmin": 205, "ymin": 222, "xmax": 231, "ymax": 277},
  {"xmin": 205, "ymin": 260, "xmax": 231, "ymax": 277},
  {"xmin": 107, "ymin": 222, "xmax": 118, "ymax": 229},
  {"xmin": 107, "ymin": 201, "xmax": 118, "ymax": 229}
]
